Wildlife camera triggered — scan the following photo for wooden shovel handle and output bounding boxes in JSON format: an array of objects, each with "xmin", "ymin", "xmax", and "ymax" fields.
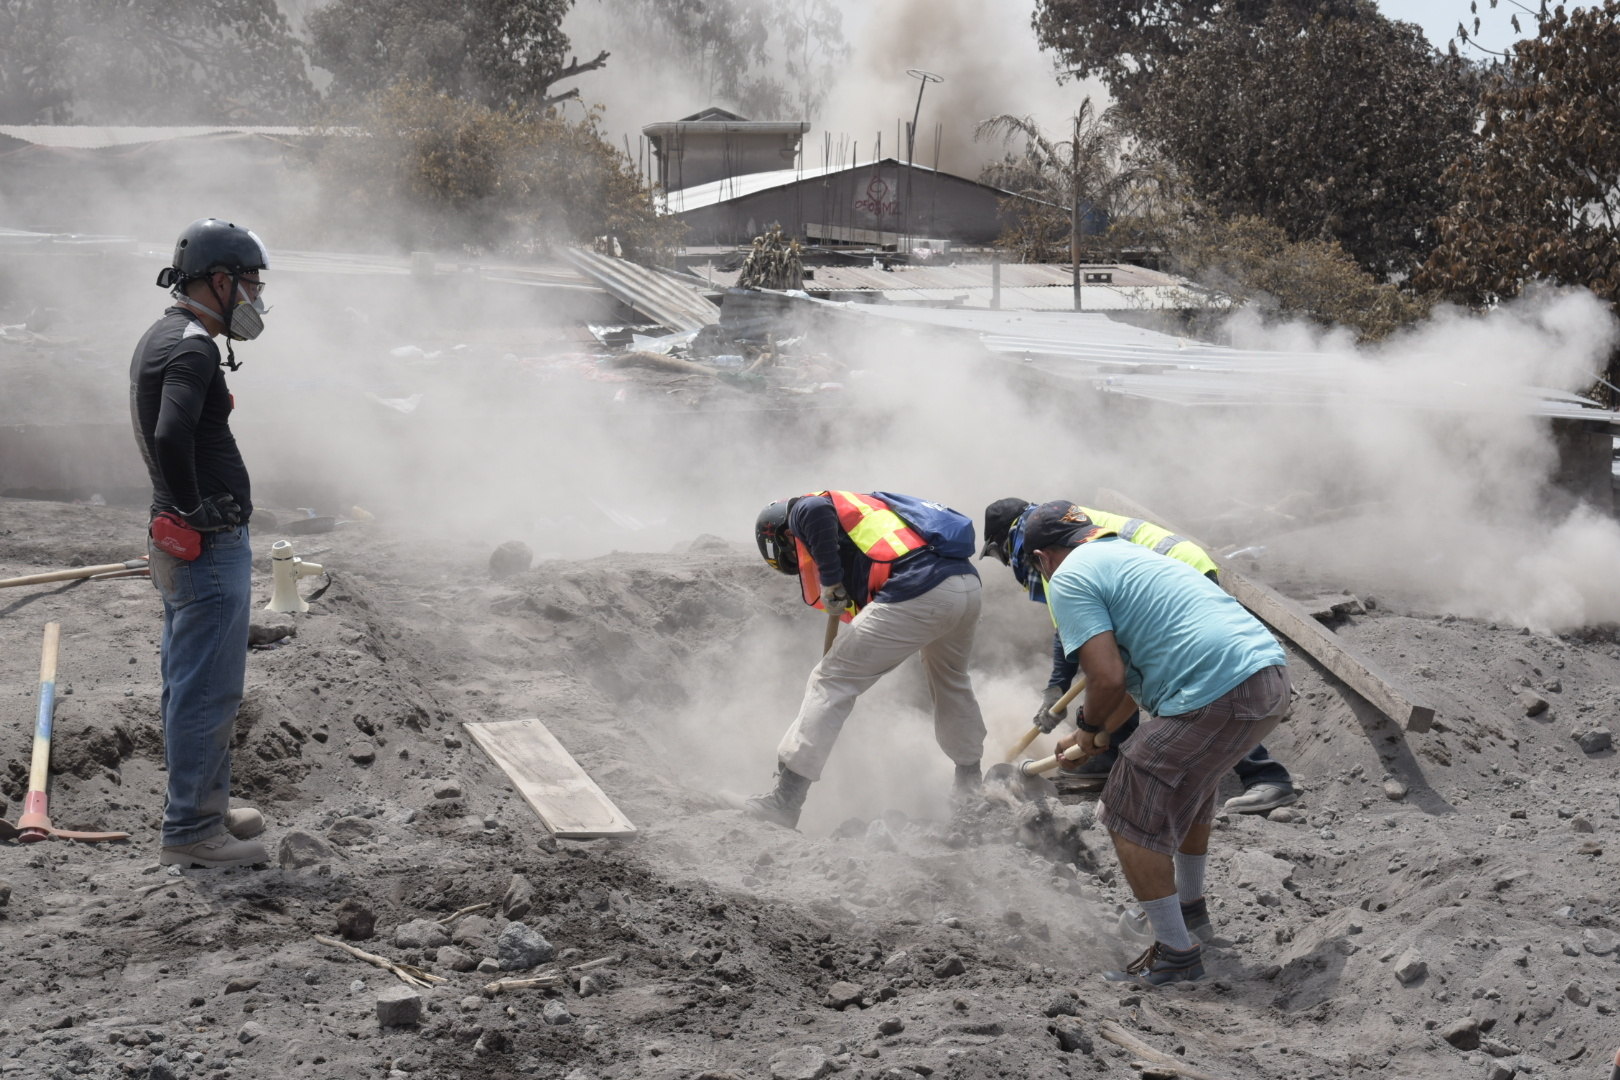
[
  {"xmin": 1023, "ymin": 730, "xmax": 1110, "ymax": 776},
  {"xmin": 0, "ymin": 559, "xmax": 147, "ymax": 590},
  {"xmin": 1001, "ymin": 678, "xmax": 1087, "ymax": 762},
  {"xmin": 822, "ymin": 611, "xmax": 841, "ymax": 655}
]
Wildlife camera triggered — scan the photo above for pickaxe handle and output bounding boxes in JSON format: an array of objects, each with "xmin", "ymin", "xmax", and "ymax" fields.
[
  {"xmin": 0, "ymin": 558, "xmax": 148, "ymax": 589},
  {"xmin": 1002, "ymin": 679, "xmax": 1087, "ymax": 762},
  {"xmin": 1020, "ymin": 727, "xmax": 1111, "ymax": 777}
]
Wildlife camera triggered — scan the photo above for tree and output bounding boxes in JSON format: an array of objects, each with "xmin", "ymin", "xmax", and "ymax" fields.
[
  {"xmin": 308, "ymin": 0, "xmax": 609, "ymax": 111},
  {"xmin": 1134, "ymin": 8, "xmax": 1478, "ymax": 280},
  {"xmin": 1417, "ymin": 0, "xmax": 1620, "ymax": 393},
  {"xmin": 1031, "ymin": 0, "xmax": 1368, "ymax": 112},
  {"xmin": 608, "ymin": 0, "xmax": 848, "ymax": 121},
  {"xmin": 975, "ymin": 98, "xmax": 1145, "ymax": 263},
  {"xmin": 312, "ymin": 83, "xmax": 683, "ymax": 261},
  {"xmin": 0, "ymin": 0, "xmax": 314, "ymax": 124},
  {"xmin": 1169, "ymin": 213, "xmax": 1430, "ymax": 341}
]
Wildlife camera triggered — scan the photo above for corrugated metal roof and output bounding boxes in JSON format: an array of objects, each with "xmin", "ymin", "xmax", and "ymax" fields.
[
  {"xmin": 0, "ymin": 125, "xmax": 308, "ymax": 149},
  {"xmin": 691, "ymin": 262, "xmax": 1213, "ymax": 311},
  {"xmin": 564, "ymin": 248, "xmax": 720, "ymax": 333},
  {"xmin": 663, "ymin": 158, "xmax": 1020, "ymax": 214}
]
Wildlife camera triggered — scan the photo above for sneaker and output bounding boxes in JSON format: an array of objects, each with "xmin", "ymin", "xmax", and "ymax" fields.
[
  {"xmin": 1179, "ymin": 896, "xmax": 1214, "ymax": 944},
  {"xmin": 225, "ymin": 807, "xmax": 264, "ymax": 840},
  {"xmin": 1103, "ymin": 942, "xmax": 1205, "ymax": 987},
  {"xmin": 1222, "ymin": 782, "xmax": 1299, "ymax": 814},
  {"xmin": 160, "ymin": 832, "xmax": 271, "ymax": 869}
]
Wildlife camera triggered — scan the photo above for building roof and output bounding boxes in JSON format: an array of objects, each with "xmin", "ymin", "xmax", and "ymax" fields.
[
  {"xmin": 663, "ymin": 157, "xmax": 1024, "ymax": 214},
  {"xmin": 0, "ymin": 125, "xmax": 309, "ymax": 149},
  {"xmin": 693, "ymin": 261, "xmax": 1215, "ymax": 312},
  {"xmin": 680, "ymin": 108, "xmax": 749, "ymax": 122}
]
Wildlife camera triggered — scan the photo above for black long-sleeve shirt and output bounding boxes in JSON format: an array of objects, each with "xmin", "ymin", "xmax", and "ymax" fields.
[{"xmin": 129, "ymin": 307, "xmax": 252, "ymax": 521}]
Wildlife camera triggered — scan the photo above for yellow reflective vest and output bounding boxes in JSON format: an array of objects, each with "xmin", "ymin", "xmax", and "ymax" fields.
[{"xmin": 1077, "ymin": 505, "xmax": 1219, "ymax": 577}]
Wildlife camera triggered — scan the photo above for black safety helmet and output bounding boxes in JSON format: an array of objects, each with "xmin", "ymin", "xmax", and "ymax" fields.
[
  {"xmin": 155, "ymin": 218, "xmax": 269, "ymax": 289},
  {"xmin": 980, "ymin": 497, "xmax": 1034, "ymax": 564},
  {"xmin": 755, "ymin": 498, "xmax": 800, "ymax": 575}
]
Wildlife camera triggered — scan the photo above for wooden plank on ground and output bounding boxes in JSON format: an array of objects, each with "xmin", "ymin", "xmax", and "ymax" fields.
[
  {"xmin": 463, "ymin": 718, "xmax": 636, "ymax": 838},
  {"xmin": 1096, "ymin": 489, "xmax": 1436, "ymax": 733}
]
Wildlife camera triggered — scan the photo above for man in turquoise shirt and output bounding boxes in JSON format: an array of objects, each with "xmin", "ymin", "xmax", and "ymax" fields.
[{"xmin": 1022, "ymin": 501, "xmax": 1291, "ymax": 988}]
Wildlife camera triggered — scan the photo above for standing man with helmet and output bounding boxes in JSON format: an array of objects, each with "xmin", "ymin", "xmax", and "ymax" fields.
[
  {"xmin": 1020, "ymin": 501, "xmax": 1291, "ymax": 986},
  {"xmin": 981, "ymin": 497, "xmax": 1298, "ymax": 814},
  {"xmin": 745, "ymin": 491, "xmax": 986, "ymax": 828},
  {"xmin": 130, "ymin": 218, "xmax": 272, "ymax": 869}
]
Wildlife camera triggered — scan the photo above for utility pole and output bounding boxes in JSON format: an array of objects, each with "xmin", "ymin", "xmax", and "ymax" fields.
[
  {"xmin": 1071, "ymin": 112, "xmax": 1082, "ymax": 313},
  {"xmin": 904, "ymin": 69, "xmax": 943, "ymax": 251}
]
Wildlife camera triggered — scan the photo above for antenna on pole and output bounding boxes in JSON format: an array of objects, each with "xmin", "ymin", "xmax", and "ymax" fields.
[{"xmin": 903, "ymin": 68, "xmax": 943, "ymax": 254}]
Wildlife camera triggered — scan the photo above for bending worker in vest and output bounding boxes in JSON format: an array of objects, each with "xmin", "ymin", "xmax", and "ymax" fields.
[
  {"xmin": 982, "ymin": 498, "xmax": 1297, "ymax": 815},
  {"xmin": 746, "ymin": 491, "xmax": 986, "ymax": 829},
  {"xmin": 1021, "ymin": 501, "xmax": 1291, "ymax": 986}
]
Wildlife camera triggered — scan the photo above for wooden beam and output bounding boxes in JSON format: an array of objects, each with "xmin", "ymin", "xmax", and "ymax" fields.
[
  {"xmin": 464, "ymin": 718, "xmax": 637, "ymax": 839},
  {"xmin": 1096, "ymin": 489, "xmax": 1435, "ymax": 733}
]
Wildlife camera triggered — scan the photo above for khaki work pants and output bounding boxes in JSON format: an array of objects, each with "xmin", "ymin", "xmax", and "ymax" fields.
[{"xmin": 777, "ymin": 573, "xmax": 986, "ymax": 782}]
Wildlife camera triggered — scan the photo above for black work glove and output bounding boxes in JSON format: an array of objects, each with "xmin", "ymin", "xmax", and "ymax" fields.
[
  {"xmin": 180, "ymin": 492, "xmax": 243, "ymax": 532},
  {"xmin": 1034, "ymin": 684, "xmax": 1068, "ymax": 733}
]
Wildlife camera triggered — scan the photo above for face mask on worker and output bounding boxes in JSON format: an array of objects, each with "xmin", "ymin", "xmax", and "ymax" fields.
[{"xmin": 179, "ymin": 279, "xmax": 268, "ymax": 341}]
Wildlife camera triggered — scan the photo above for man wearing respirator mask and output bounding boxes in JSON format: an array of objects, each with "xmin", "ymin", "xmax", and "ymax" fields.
[{"xmin": 129, "ymin": 217, "xmax": 272, "ymax": 869}]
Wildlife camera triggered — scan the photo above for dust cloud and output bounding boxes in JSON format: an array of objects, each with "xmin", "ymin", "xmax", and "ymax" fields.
[{"xmin": 565, "ymin": 0, "xmax": 1105, "ymax": 184}]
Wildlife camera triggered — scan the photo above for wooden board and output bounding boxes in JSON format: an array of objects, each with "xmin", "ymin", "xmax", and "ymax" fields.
[
  {"xmin": 1097, "ymin": 489, "xmax": 1436, "ymax": 733},
  {"xmin": 463, "ymin": 719, "xmax": 637, "ymax": 838}
]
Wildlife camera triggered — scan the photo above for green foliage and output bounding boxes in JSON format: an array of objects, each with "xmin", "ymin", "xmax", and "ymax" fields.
[
  {"xmin": 1171, "ymin": 214, "xmax": 1430, "ymax": 341},
  {"xmin": 313, "ymin": 84, "xmax": 683, "ymax": 261},
  {"xmin": 1418, "ymin": 2, "xmax": 1620, "ymax": 314},
  {"xmin": 308, "ymin": 0, "xmax": 607, "ymax": 111},
  {"xmin": 0, "ymin": 0, "xmax": 313, "ymax": 123},
  {"xmin": 1030, "ymin": 0, "xmax": 1368, "ymax": 112},
  {"xmin": 1135, "ymin": 8, "xmax": 1478, "ymax": 281}
]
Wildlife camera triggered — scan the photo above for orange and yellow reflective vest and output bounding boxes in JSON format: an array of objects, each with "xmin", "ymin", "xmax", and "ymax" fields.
[{"xmin": 795, "ymin": 490, "xmax": 929, "ymax": 622}]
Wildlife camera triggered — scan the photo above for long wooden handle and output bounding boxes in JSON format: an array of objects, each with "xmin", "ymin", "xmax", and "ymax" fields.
[
  {"xmin": 1002, "ymin": 678, "xmax": 1088, "ymax": 762},
  {"xmin": 0, "ymin": 559, "xmax": 147, "ymax": 589},
  {"xmin": 28, "ymin": 623, "xmax": 60, "ymax": 796},
  {"xmin": 1023, "ymin": 727, "xmax": 1111, "ymax": 776},
  {"xmin": 822, "ymin": 611, "xmax": 841, "ymax": 655}
]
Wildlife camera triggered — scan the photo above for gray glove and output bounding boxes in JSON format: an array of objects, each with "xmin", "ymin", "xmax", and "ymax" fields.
[
  {"xmin": 820, "ymin": 582, "xmax": 850, "ymax": 613},
  {"xmin": 1034, "ymin": 684, "xmax": 1068, "ymax": 733}
]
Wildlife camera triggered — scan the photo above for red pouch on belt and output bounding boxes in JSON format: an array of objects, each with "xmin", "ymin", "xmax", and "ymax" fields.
[{"xmin": 150, "ymin": 512, "xmax": 202, "ymax": 561}]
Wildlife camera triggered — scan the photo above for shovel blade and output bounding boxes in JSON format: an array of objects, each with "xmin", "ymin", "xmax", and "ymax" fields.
[{"xmin": 983, "ymin": 763, "xmax": 1057, "ymax": 801}]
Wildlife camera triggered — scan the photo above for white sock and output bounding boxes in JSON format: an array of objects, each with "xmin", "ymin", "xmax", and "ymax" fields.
[{"xmin": 1139, "ymin": 893, "xmax": 1194, "ymax": 951}]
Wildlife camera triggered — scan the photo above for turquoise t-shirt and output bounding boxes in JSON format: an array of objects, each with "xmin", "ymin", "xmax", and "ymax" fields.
[{"xmin": 1046, "ymin": 536, "xmax": 1285, "ymax": 717}]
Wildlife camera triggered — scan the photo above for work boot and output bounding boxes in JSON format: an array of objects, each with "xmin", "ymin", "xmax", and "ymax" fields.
[
  {"xmin": 952, "ymin": 762, "xmax": 982, "ymax": 799},
  {"xmin": 160, "ymin": 832, "xmax": 271, "ymax": 869},
  {"xmin": 1102, "ymin": 942, "xmax": 1205, "ymax": 987},
  {"xmin": 743, "ymin": 767, "xmax": 811, "ymax": 830},
  {"xmin": 1222, "ymin": 782, "xmax": 1298, "ymax": 815},
  {"xmin": 225, "ymin": 807, "xmax": 264, "ymax": 840}
]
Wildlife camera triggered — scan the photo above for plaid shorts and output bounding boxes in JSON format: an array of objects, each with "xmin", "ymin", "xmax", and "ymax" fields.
[{"xmin": 1098, "ymin": 664, "xmax": 1291, "ymax": 855}]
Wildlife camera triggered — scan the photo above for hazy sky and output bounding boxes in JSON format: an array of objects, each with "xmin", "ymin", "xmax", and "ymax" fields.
[{"xmin": 1376, "ymin": 0, "xmax": 1563, "ymax": 55}]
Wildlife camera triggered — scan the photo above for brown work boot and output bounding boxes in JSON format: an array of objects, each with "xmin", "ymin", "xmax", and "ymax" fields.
[
  {"xmin": 743, "ymin": 766, "xmax": 811, "ymax": 829},
  {"xmin": 160, "ymin": 832, "xmax": 271, "ymax": 869},
  {"xmin": 1102, "ymin": 942, "xmax": 1205, "ymax": 987},
  {"xmin": 225, "ymin": 807, "xmax": 264, "ymax": 840}
]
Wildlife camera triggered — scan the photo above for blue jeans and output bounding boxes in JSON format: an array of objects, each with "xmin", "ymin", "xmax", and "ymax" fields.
[
  {"xmin": 1092, "ymin": 710, "xmax": 1293, "ymax": 789},
  {"xmin": 148, "ymin": 525, "xmax": 252, "ymax": 846}
]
